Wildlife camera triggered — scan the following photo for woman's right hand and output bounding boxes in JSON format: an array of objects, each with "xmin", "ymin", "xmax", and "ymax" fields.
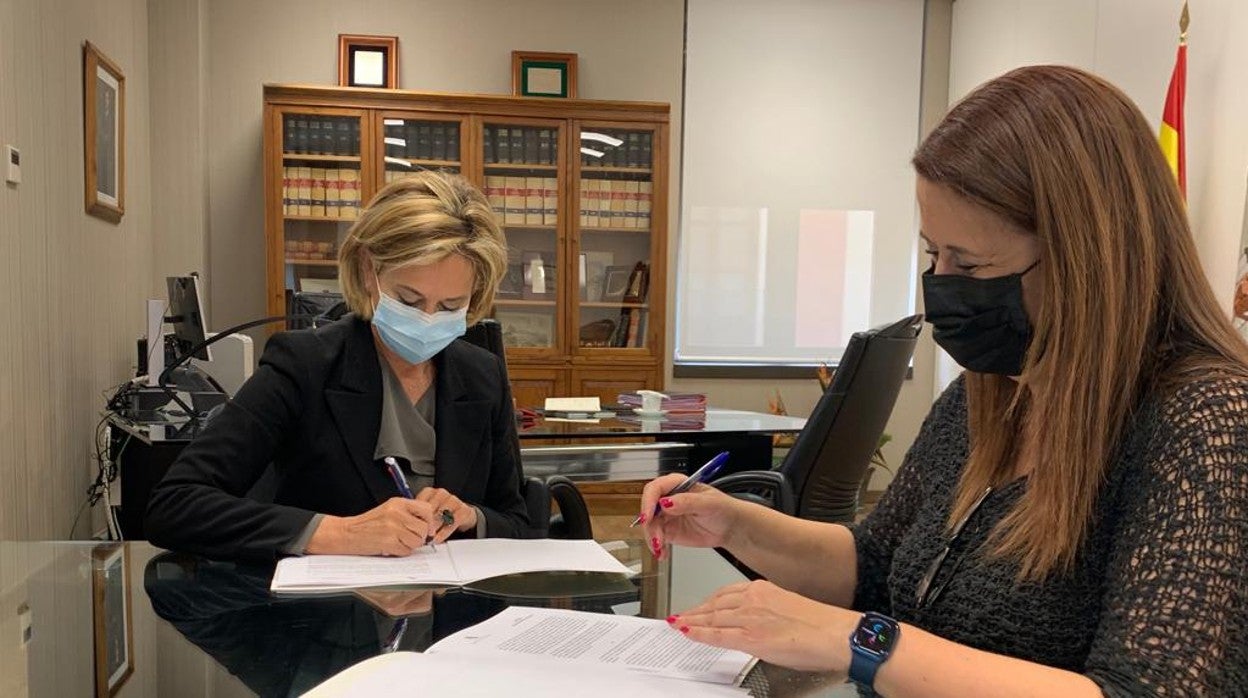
[
  {"xmin": 639, "ymin": 473, "xmax": 750, "ymax": 559},
  {"xmin": 307, "ymin": 497, "xmax": 437, "ymax": 556}
]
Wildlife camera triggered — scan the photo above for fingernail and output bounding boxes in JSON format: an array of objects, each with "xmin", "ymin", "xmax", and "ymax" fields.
[
  {"xmin": 666, "ymin": 615, "xmax": 678, "ymax": 624},
  {"xmin": 679, "ymin": 626, "xmax": 690, "ymax": 634},
  {"xmin": 637, "ymin": 512, "xmax": 647, "ymax": 524},
  {"xmin": 660, "ymin": 498, "xmax": 673, "ymax": 509}
]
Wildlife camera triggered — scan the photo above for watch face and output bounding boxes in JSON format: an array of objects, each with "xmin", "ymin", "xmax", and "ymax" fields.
[{"xmin": 853, "ymin": 615, "xmax": 898, "ymax": 655}]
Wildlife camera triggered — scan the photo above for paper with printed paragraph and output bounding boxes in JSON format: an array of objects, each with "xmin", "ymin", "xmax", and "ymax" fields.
[
  {"xmin": 271, "ymin": 539, "xmax": 631, "ymax": 593},
  {"xmin": 426, "ymin": 606, "xmax": 757, "ymax": 686}
]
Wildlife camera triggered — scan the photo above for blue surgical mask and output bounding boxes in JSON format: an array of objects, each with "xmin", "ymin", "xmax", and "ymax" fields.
[{"xmin": 371, "ymin": 283, "xmax": 468, "ymax": 365}]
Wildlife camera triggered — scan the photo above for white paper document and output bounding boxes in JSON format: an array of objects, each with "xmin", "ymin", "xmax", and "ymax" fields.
[
  {"xmin": 271, "ymin": 539, "xmax": 632, "ymax": 593},
  {"xmin": 426, "ymin": 606, "xmax": 758, "ymax": 686},
  {"xmin": 301, "ymin": 651, "xmax": 750, "ymax": 697}
]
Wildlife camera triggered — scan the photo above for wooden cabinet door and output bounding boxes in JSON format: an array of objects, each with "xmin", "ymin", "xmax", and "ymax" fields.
[
  {"xmin": 508, "ymin": 367, "xmax": 568, "ymax": 409},
  {"xmin": 571, "ymin": 367, "xmax": 659, "ymax": 406}
]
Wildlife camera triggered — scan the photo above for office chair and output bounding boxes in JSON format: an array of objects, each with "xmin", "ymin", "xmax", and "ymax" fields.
[
  {"xmin": 463, "ymin": 319, "xmax": 594, "ymax": 540},
  {"xmin": 712, "ymin": 314, "xmax": 923, "ymax": 523}
]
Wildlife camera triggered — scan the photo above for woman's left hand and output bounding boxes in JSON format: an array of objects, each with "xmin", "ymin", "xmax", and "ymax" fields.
[
  {"xmin": 414, "ymin": 487, "xmax": 478, "ymax": 543},
  {"xmin": 670, "ymin": 580, "xmax": 858, "ymax": 672}
]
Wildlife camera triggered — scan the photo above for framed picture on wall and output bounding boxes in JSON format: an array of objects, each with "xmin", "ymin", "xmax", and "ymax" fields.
[
  {"xmin": 92, "ymin": 543, "xmax": 133, "ymax": 698},
  {"xmin": 83, "ymin": 41, "xmax": 125, "ymax": 223},
  {"xmin": 511, "ymin": 51, "xmax": 578, "ymax": 98},
  {"xmin": 338, "ymin": 35, "xmax": 398, "ymax": 89}
]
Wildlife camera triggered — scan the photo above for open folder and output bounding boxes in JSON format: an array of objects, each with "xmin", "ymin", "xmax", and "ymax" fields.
[
  {"xmin": 302, "ymin": 607, "xmax": 757, "ymax": 697},
  {"xmin": 271, "ymin": 539, "xmax": 632, "ymax": 593}
]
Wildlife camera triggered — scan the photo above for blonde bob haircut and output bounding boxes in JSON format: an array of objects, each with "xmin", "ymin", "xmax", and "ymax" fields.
[{"xmin": 338, "ymin": 171, "xmax": 506, "ymax": 325}]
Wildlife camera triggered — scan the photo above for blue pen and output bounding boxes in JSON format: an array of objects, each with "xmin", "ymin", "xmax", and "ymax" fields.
[
  {"xmin": 384, "ymin": 456, "xmax": 436, "ymax": 550},
  {"xmin": 630, "ymin": 451, "xmax": 730, "ymax": 527}
]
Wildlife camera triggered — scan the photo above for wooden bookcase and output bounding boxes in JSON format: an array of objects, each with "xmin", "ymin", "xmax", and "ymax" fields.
[{"xmin": 262, "ymin": 85, "xmax": 670, "ymax": 404}]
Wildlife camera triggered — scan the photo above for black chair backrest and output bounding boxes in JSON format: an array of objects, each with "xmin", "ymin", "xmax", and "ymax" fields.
[
  {"xmin": 780, "ymin": 314, "xmax": 923, "ymax": 523},
  {"xmin": 288, "ymin": 291, "xmax": 348, "ymax": 329},
  {"xmin": 462, "ymin": 319, "xmax": 506, "ymax": 359}
]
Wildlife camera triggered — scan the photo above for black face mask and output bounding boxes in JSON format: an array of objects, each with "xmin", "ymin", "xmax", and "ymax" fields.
[{"xmin": 921, "ymin": 261, "xmax": 1039, "ymax": 376}]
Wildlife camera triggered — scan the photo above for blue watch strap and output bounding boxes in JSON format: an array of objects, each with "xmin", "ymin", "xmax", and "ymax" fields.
[
  {"xmin": 848, "ymin": 612, "xmax": 900, "ymax": 688},
  {"xmin": 849, "ymin": 646, "xmax": 882, "ymax": 686}
]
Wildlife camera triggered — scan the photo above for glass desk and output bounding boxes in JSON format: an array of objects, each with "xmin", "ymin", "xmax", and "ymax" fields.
[{"xmin": 0, "ymin": 540, "xmax": 849, "ymax": 697}]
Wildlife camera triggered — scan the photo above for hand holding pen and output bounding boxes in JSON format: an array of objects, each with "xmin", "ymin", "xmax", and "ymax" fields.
[
  {"xmin": 637, "ymin": 452, "xmax": 749, "ymax": 561},
  {"xmin": 384, "ymin": 457, "xmax": 477, "ymax": 549}
]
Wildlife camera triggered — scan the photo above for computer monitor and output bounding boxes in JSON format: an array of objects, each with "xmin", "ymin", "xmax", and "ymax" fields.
[{"xmin": 166, "ymin": 275, "xmax": 211, "ymax": 362}]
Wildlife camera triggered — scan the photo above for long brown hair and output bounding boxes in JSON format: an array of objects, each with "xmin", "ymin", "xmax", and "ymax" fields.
[{"xmin": 913, "ymin": 65, "xmax": 1248, "ymax": 580}]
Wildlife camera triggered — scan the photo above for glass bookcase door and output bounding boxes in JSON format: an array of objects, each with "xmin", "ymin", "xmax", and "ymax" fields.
[
  {"xmin": 574, "ymin": 125, "xmax": 657, "ymax": 354},
  {"xmin": 378, "ymin": 114, "xmax": 463, "ymax": 185},
  {"xmin": 279, "ymin": 110, "xmax": 366, "ymax": 311},
  {"xmin": 482, "ymin": 120, "xmax": 564, "ymax": 353}
]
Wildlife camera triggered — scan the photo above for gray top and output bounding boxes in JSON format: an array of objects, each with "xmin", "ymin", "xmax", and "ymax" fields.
[
  {"xmin": 373, "ymin": 361, "xmax": 437, "ymax": 488},
  {"xmin": 284, "ymin": 361, "xmax": 484, "ymax": 554}
]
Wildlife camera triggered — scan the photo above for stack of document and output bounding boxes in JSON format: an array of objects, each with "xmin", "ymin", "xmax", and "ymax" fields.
[
  {"xmin": 303, "ymin": 606, "xmax": 757, "ymax": 696},
  {"xmin": 271, "ymin": 539, "xmax": 632, "ymax": 593},
  {"xmin": 617, "ymin": 392, "xmax": 708, "ymax": 414}
]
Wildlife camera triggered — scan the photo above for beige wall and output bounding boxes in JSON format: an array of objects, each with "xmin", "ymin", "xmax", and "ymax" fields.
[{"xmin": 0, "ymin": 0, "xmax": 157, "ymax": 540}]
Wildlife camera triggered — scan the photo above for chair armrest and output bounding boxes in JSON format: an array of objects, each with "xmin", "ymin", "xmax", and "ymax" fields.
[
  {"xmin": 711, "ymin": 470, "xmax": 796, "ymax": 516},
  {"xmin": 520, "ymin": 476, "xmax": 552, "ymax": 539},
  {"xmin": 547, "ymin": 475, "xmax": 594, "ymax": 540}
]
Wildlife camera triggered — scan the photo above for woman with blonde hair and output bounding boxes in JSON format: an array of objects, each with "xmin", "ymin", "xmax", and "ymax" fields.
[
  {"xmin": 640, "ymin": 65, "xmax": 1248, "ymax": 695},
  {"xmin": 148, "ymin": 171, "xmax": 530, "ymax": 560}
]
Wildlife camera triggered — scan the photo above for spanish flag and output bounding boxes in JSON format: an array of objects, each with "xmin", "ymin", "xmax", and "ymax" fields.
[{"xmin": 1159, "ymin": 2, "xmax": 1188, "ymax": 197}]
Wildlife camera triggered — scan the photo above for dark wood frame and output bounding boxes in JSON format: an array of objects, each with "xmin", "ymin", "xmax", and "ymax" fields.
[
  {"xmin": 337, "ymin": 34, "xmax": 398, "ymax": 89},
  {"xmin": 512, "ymin": 51, "xmax": 578, "ymax": 98},
  {"xmin": 92, "ymin": 543, "xmax": 134, "ymax": 697},
  {"xmin": 83, "ymin": 42, "xmax": 125, "ymax": 223}
]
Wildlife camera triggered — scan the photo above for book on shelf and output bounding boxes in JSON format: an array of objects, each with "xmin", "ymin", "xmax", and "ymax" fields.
[
  {"xmin": 324, "ymin": 168, "xmax": 341, "ymax": 219},
  {"xmin": 431, "ymin": 124, "xmax": 446, "ymax": 161},
  {"xmin": 283, "ymin": 116, "xmax": 296, "ymax": 153},
  {"xmin": 598, "ymin": 178, "xmax": 613, "ymax": 225},
  {"xmin": 310, "ymin": 168, "xmax": 327, "ymax": 217},
  {"xmin": 308, "ymin": 119, "xmax": 323, "ymax": 155},
  {"xmin": 639, "ymin": 180, "xmax": 653, "ymax": 229},
  {"xmin": 537, "ymin": 128, "xmax": 553, "ymax": 165},
  {"xmin": 504, "ymin": 176, "xmax": 526, "ymax": 225},
  {"xmin": 627, "ymin": 133, "xmax": 641, "ymax": 168},
  {"xmin": 496, "ymin": 126, "xmax": 511, "ymax": 164},
  {"xmin": 335, "ymin": 119, "xmax": 351, "ymax": 155},
  {"xmin": 523, "ymin": 129, "xmax": 539, "ymax": 164},
  {"xmin": 339, "ymin": 168, "xmax": 360, "ymax": 220},
  {"xmin": 510, "ymin": 128, "xmax": 525, "ymax": 165},
  {"xmin": 624, "ymin": 180, "xmax": 641, "ymax": 228},
  {"xmin": 446, "ymin": 125, "xmax": 459, "ymax": 161},
  {"xmin": 294, "ymin": 117, "xmax": 309, "ymax": 153},
  {"xmin": 485, "ymin": 175, "xmax": 506, "ymax": 218},
  {"xmin": 281, "ymin": 166, "xmax": 292, "ymax": 215},
  {"xmin": 524, "ymin": 177, "xmax": 544, "ymax": 225},
  {"xmin": 542, "ymin": 177, "xmax": 558, "ymax": 225},
  {"xmin": 484, "ymin": 125, "xmax": 497, "ymax": 163},
  {"xmin": 610, "ymin": 179, "xmax": 627, "ymax": 227},
  {"xmin": 296, "ymin": 166, "xmax": 312, "ymax": 216}
]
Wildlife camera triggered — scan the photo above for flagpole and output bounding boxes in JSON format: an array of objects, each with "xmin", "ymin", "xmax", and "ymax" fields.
[{"xmin": 1180, "ymin": 1, "xmax": 1189, "ymax": 44}]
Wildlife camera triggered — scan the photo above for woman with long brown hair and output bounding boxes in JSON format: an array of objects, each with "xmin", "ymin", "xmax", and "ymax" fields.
[{"xmin": 640, "ymin": 65, "xmax": 1248, "ymax": 695}]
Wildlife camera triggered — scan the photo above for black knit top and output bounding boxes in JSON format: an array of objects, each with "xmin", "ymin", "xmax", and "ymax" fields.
[{"xmin": 853, "ymin": 374, "xmax": 1248, "ymax": 695}]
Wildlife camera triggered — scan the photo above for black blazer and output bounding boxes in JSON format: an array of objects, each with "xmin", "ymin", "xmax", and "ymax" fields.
[{"xmin": 145, "ymin": 315, "xmax": 529, "ymax": 560}]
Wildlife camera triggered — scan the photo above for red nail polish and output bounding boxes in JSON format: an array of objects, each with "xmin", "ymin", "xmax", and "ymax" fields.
[
  {"xmin": 679, "ymin": 626, "xmax": 690, "ymax": 634},
  {"xmin": 660, "ymin": 498, "xmax": 673, "ymax": 509},
  {"xmin": 666, "ymin": 615, "xmax": 677, "ymax": 624},
  {"xmin": 651, "ymin": 536, "xmax": 660, "ymax": 546},
  {"xmin": 638, "ymin": 512, "xmax": 647, "ymax": 524}
]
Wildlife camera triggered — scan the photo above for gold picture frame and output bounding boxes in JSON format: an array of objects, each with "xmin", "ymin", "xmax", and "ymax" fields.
[
  {"xmin": 511, "ymin": 51, "xmax": 578, "ymax": 98},
  {"xmin": 83, "ymin": 42, "xmax": 125, "ymax": 223},
  {"xmin": 92, "ymin": 543, "xmax": 134, "ymax": 697},
  {"xmin": 338, "ymin": 34, "xmax": 398, "ymax": 89}
]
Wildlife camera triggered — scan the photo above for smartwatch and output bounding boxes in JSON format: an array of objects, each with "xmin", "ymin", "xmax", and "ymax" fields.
[{"xmin": 848, "ymin": 612, "xmax": 901, "ymax": 689}]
